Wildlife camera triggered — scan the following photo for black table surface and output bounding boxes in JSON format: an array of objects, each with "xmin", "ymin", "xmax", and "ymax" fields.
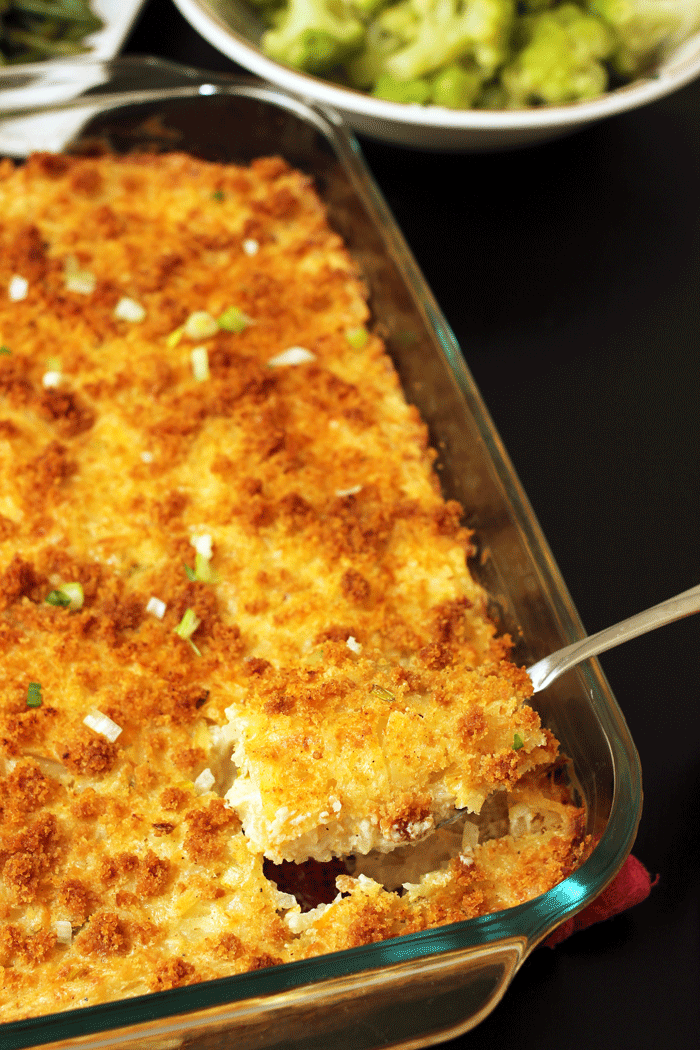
[{"xmin": 124, "ymin": 5, "xmax": 700, "ymax": 1048}]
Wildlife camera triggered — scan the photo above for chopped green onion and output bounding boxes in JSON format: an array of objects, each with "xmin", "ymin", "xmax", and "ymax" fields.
[
  {"xmin": 83, "ymin": 710, "xmax": 122, "ymax": 742},
  {"xmin": 54, "ymin": 920, "xmax": 73, "ymax": 945},
  {"xmin": 212, "ymin": 190, "xmax": 225, "ymax": 202},
  {"xmin": 63, "ymin": 256, "xmax": 95, "ymax": 295},
  {"xmin": 335, "ymin": 485, "xmax": 362, "ymax": 498},
  {"xmin": 191, "ymin": 346, "xmax": 210, "ymax": 382},
  {"xmin": 146, "ymin": 596, "xmax": 166, "ymax": 619},
  {"xmin": 191, "ymin": 534, "xmax": 213, "ymax": 559},
  {"xmin": 346, "ymin": 326, "xmax": 368, "ymax": 349},
  {"xmin": 218, "ymin": 306, "xmax": 253, "ymax": 333},
  {"xmin": 45, "ymin": 590, "xmax": 71, "ymax": 608},
  {"xmin": 114, "ymin": 297, "xmax": 146, "ymax": 323},
  {"xmin": 370, "ymin": 684, "xmax": 395, "ymax": 702},
  {"xmin": 184, "ymin": 311, "xmax": 218, "ymax": 340},
  {"xmin": 267, "ymin": 346, "xmax": 316, "ymax": 367},
  {"xmin": 513, "ymin": 732, "xmax": 524, "ymax": 751},
  {"xmin": 166, "ymin": 326, "xmax": 183, "ymax": 349},
  {"xmin": 174, "ymin": 608, "xmax": 202, "ymax": 655},
  {"xmin": 194, "ymin": 551, "xmax": 218, "ymax": 583},
  {"xmin": 0, "ymin": 346, "xmax": 10, "ymax": 355},
  {"xmin": 45, "ymin": 582, "xmax": 84, "ymax": 610},
  {"xmin": 42, "ymin": 370, "xmax": 62, "ymax": 389},
  {"xmin": 9, "ymin": 275, "xmax": 28, "ymax": 301},
  {"xmin": 185, "ymin": 535, "xmax": 219, "ymax": 583},
  {"xmin": 26, "ymin": 681, "xmax": 42, "ymax": 707}
]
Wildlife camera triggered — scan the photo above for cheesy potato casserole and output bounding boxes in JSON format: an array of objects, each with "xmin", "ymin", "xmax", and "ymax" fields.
[{"xmin": 0, "ymin": 150, "xmax": 589, "ymax": 1021}]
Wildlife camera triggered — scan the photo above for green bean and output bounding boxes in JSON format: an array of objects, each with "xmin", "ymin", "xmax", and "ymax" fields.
[{"xmin": 0, "ymin": 0, "xmax": 103, "ymax": 64}]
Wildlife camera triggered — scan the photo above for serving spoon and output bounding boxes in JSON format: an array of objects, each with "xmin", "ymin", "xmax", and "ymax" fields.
[
  {"xmin": 425, "ymin": 583, "xmax": 700, "ymax": 838},
  {"xmin": 527, "ymin": 582, "xmax": 700, "ymax": 693}
]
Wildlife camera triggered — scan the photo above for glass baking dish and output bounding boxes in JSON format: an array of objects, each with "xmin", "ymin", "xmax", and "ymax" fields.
[{"xmin": 0, "ymin": 56, "xmax": 642, "ymax": 1050}]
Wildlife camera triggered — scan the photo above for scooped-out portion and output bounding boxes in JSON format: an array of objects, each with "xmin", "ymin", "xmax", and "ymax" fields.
[{"xmin": 0, "ymin": 148, "xmax": 589, "ymax": 1023}]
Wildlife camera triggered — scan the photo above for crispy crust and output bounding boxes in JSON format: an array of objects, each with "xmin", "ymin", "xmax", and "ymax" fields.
[{"xmin": 0, "ymin": 151, "xmax": 588, "ymax": 1022}]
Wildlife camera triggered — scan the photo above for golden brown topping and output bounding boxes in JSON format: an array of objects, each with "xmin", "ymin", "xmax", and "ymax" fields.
[
  {"xmin": 184, "ymin": 800, "xmax": 239, "ymax": 865},
  {"xmin": 23, "ymin": 441, "xmax": 74, "ymax": 505},
  {"xmin": 418, "ymin": 642, "xmax": 453, "ymax": 670},
  {"xmin": 135, "ymin": 851, "xmax": 170, "ymax": 898},
  {"xmin": 59, "ymin": 878, "xmax": 97, "ymax": 924},
  {"xmin": 431, "ymin": 596, "xmax": 475, "ymax": 646},
  {"xmin": 159, "ymin": 787, "xmax": 190, "ymax": 813},
  {"xmin": 457, "ymin": 707, "xmax": 488, "ymax": 743},
  {"xmin": 340, "ymin": 568, "xmax": 371, "ymax": 604},
  {"xmin": 60, "ymin": 736, "xmax": 119, "ymax": 777},
  {"xmin": 69, "ymin": 165, "xmax": 103, "ymax": 197},
  {"xmin": 0, "ymin": 355, "xmax": 33, "ymax": 407},
  {"xmin": 0, "ymin": 149, "xmax": 586, "ymax": 1023},
  {"xmin": 209, "ymin": 932, "xmax": 242, "ymax": 960},
  {"xmin": 150, "ymin": 957, "xmax": 199, "ymax": 991},
  {"xmin": 3, "ymin": 853, "xmax": 41, "ymax": 904},
  {"xmin": 0, "ymin": 556, "xmax": 47, "ymax": 608},
  {"xmin": 6, "ymin": 223, "xmax": 48, "ymax": 283},
  {"xmin": 39, "ymin": 390, "xmax": 95, "ymax": 438},
  {"xmin": 77, "ymin": 912, "xmax": 128, "ymax": 956},
  {"xmin": 26, "ymin": 152, "xmax": 71, "ymax": 178},
  {"xmin": 1, "ymin": 762, "xmax": 53, "ymax": 815}
]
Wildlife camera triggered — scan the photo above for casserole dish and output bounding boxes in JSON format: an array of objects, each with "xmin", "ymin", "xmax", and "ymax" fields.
[{"xmin": 0, "ymin": 57, "xmax": 642, "ymax": 1050}]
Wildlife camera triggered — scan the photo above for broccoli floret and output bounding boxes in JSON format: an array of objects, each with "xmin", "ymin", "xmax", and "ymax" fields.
[
  {"xmin": 351, "ymin": 0, "xmax": 391, "ymax": 16},
  {"xmin": 382, "ymin": 0, "xmax": 516, "ymax": 81},
  {"xmin": 244, "ymin": 0, "xmax": 287, "ymax": 23},
  {"xmin": 345, "ymin": 3, "xmax": 416, "ymax": 86},
  {"xmin": 372, "ymin": 71, "xmax": 434, "ymax": 100},
  {"xmin": 254, "ymin": 0, "xmax": 699, "ymax": 109},
  {"xmin": 499, "ymin": 3, "xmax": 616, "ymax": 105},
  {"xmin": 262, "ymin": 0, "xmax": 366, "ymax": 74},
  {"xmin": 430, "ymin": 61, "xmax": 486, "ymax": 107},
  {"xmin": 586, "ymin": 0, "xmax": 700, "ymax": 76}
]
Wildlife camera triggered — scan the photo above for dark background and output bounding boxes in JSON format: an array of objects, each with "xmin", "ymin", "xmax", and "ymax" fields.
[{"xmin": 125, "ymin": 4, "xmax": 700, "ymax": 1047}]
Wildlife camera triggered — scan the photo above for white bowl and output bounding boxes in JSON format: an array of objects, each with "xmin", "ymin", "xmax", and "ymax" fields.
[{"xmin": 172, "ymin": 0, "xmax": 700, "ymax": 150}]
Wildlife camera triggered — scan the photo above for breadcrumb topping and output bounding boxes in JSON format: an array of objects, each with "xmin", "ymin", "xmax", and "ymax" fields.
[{"xmin": 0, "ymin": 150, "xmax": 589, "ymax": 1023}]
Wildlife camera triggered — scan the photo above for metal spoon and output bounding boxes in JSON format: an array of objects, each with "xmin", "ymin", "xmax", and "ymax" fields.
[
  {"xmin": 426, "ymin": 583, "xmax": 700, "ymax": 838},
  {"xmin": 527, "ymin": 582, "xmax": 700, "ymax": 693}
]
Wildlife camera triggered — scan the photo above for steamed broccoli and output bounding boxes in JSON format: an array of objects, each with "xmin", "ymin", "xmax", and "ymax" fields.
[
  {"xmin": 430, "ymin": 61, "xmax": 486, "ymax": 106},
  {"xmin": 372, "ymin": 70, "xmax": 434, "ymax": 100},
  {"xmin": 586, "ymin": 0, "xmax": 700, "ymax": 76},
  {"xmin": 262, "ymin": 0, "xmax": 365, "ymax": 73},
  {"xmin": 248, "ymin": 0, "xmax": 700, "ymax": 109},
  {"xmin": 500, "ymin": 3, "xmax": 616, "ymax": 105},
  {"xmin": 346, "ymin": 5, "xmax": 415, "ymax": 86},
  {"xmin": 347, "ymin": 0, "xmax": 514, "ymax": 102},
  {"xmin": 381, "ymin": 0, "xmax": 515, "ymax": 81}
]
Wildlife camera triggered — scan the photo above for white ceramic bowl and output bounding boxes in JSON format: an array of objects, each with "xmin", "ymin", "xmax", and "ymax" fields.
[{"xmin": 172, "ymin": 0, "xmax": 700, "ymax": 150}]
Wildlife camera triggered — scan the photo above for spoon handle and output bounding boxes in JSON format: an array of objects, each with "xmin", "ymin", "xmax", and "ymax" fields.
[{"xmin": 527, "ymin": 582, "xmax": 700, "ymax": 693}]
